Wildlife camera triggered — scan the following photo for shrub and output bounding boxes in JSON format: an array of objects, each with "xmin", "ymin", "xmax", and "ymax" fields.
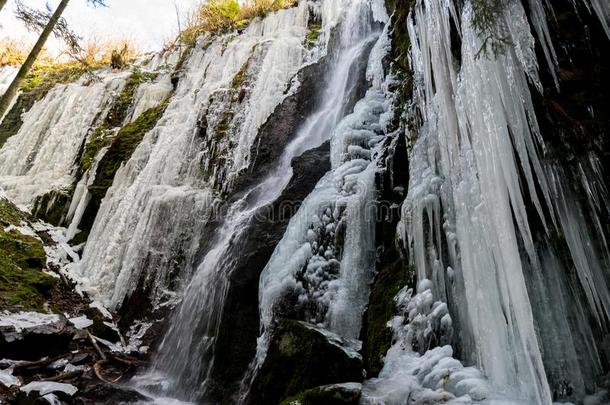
[{"xmin": 182, "ymin": 0, "xmax": 297, "ymax": 44}]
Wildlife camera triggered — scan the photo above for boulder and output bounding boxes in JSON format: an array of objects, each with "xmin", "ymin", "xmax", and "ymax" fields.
[
  {"xmin": 0, "ymin": 312, "xmax": 75, "ymax": 360},
  {"xmin": 280, "ymin": 383, "xmax": 362, "ymax": 405},
  {"xmin": 74, "ymin": 383, "xmax": 149, "ymax": 404},
  {"xmin": 249, "ymin": 320, "xmax": 363, "ymax": 404}
]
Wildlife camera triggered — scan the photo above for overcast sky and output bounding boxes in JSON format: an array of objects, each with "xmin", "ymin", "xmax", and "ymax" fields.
[{"xmin": 0, "ymin": 0, "xmax": 201, "ymax": 53}]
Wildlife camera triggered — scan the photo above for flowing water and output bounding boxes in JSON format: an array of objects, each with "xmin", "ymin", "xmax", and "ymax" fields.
[
  {"xmin": 1, "ymin": 0, "xmax": 610, "ymax": 404},
  {"xmin": 138, "ymin": 1, "xmax": 387, "ymax": 401}
]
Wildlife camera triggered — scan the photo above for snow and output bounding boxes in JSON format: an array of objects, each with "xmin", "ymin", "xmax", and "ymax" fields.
[
  {"xmin": 68, "ymin": 315, "xmax": 94, "ymax": 330},
  {"xmin": 0, "ymin": 312, "xmax": 62, "ymax": 333},
  {"xmin": 0, "ymin": 368, "xmax": 20, "ymax": 387},
  {"xmin": 20, "ymin": 381, "xmax": 78, "ymax": 396}
]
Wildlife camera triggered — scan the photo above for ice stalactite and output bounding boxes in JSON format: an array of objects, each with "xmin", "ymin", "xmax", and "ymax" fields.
[
  {"xmin": 0, "ymin": 71, "xmax": 129, "ymax": 206},
  {"xmin": 588, "ymin": 0, "xmax": 610, "ymax": 37},
  {"xmin": 395, "ymin": 0, "xmax": 610, "ymax": 403}
]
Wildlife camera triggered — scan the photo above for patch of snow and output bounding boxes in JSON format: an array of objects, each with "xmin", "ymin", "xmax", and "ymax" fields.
[
  {"xmin": 0, "ymin": 312, "xmax": 62, "ymax": 331},
  {"xmin": 68, "ymin": 315, "xmax": 93, "ymax": 330},
  {"xmin": 4, "ymin": 223, "xmax": 38, "ymax": 238},
  {"xmin": 42, "ymin": 393, "xmax": 61, "ymax": 405},
  {"xmin": 0, "ymin": 368, "xmax": 20, "ymax": 387},
  {"xmin": 20, "ymin": 381, "xmax": 78, "ymax": 396}
]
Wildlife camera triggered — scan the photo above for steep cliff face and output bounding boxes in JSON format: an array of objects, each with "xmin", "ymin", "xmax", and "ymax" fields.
[{"xmin": 1, "ymin": 0, "xmax": 610, "ymax": 404}]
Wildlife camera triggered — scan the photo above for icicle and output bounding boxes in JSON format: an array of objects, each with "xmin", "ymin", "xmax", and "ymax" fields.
[{"xmin": 398, "ymin": 0, "xmax": 559, "ymax": 401}]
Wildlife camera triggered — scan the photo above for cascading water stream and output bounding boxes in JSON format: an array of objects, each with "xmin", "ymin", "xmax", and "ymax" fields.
[{"xmin": 135, "ymin": 1, "xmax": 384, "ymax": 402}]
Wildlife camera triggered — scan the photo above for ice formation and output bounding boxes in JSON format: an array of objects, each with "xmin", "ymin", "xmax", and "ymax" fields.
[
  {"xmin": 75, "ymin": 2, "xmax": 315, "ymax": 310},
  {"xmin": 0, "ymin": 72, "xmax": 129, "ymax": 206}
]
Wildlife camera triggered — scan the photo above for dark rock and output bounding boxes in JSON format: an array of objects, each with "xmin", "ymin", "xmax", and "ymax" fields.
[
  {"xmin": 82, "ymin": 307, "xmax": 122, "ymax": 344},
  {"xmin": 280, "ymin": 383, "xmax": 362, "ymax": 405},
  {"xmin": 74, "ymin": 383, "xmax": 149, "ymax": 404},
  {"xmin": 0, "ymin": 314, "xmax": 76, "ymax": 360},
  {"xmin": 11, "ymin": 390, "xmax": 73, "ymax": 405},
  {"xmin": 202, "ymin": 142, "xmax": 332, "ymax": 403},
  {"xmin": 31, "ymin": 190, "xmax": 72, "ymax": 227},
  {"xmin": 249, "ymin": 320, "xmax": 363, "ymax": 405}
]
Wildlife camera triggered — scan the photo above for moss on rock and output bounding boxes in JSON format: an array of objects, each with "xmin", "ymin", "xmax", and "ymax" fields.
[
  {"xmin": 280, "ymin": 383, "xmax": 362, "ymax": 405},
  {"xmin": 88, "ymin": 102, "xmax": 167, "ymax": 200},
  {"xmin": 250, "ymin": 320, "xmax": 363, "ymax": 404},
  {"xmin": 0, "ymin": 199, "xmax": 56, "ymax": 311},
  {"xmin": 79, "ymin": 68, "xmax": 158, "ymax": 175}
]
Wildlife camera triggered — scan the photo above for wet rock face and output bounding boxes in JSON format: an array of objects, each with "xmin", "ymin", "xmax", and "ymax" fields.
[
  {"xmin": 249, "ymin": 321, "xmax": 363, "ymax": 405},
  {"xmin": 203, "ymin": 141, "xmax": 332, "ymax": 404},
  {"xmin": 232, "ymin": 57, "xmax": 332, "ymax": 193},
  {"xmin": 532, "ymin": 0, "xmax": 610, "ymax": 165}
]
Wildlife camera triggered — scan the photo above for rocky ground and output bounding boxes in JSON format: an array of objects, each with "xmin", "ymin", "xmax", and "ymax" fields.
[{"xmin": 0, "ymin": 196, "xmax": 164, "ymax": 404}]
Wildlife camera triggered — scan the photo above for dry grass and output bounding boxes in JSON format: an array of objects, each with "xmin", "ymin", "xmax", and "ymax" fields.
[
  {"xmin": 182, "ymin": 0, "xmax": 297, "ymax": 44},
  {"xmin": 66, "ymin": 37, "xmax": 138, "ymax": 69},
  {"xmin": 0, "ymin": 38, "xmax": 53, "ymax": 67},
  {"xmin": 0, "ymin": 36, "xmax": 138, "ymax": 72}
]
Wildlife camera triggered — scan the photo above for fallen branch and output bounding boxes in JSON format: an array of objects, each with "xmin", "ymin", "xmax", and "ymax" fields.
[
  {"xmin": 93, "ymin": 360, "xmax": 121, "ymax": 384},
  {"xmin": 88, "ymin": 332, "xmax": 107, "ymax": 361},
  {"xmin": 44, "ymin": 369, "xmax": 83, "ymax": 382}
]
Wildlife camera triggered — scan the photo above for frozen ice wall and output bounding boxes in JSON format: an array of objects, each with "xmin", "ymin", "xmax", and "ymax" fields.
[
  {"xmin": 0, "ymin": 71, "xmax": 129, "ymax": 206},
  {"xmin": 395, "ymin": 0, "xmax": 610, "ymax": 403},
  {"xmin": 75, "ymin": 3, "xmax": 313, "ymax": 311}
]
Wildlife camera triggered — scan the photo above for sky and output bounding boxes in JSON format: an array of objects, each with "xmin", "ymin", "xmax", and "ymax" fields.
[{"xmin": 0, "ymin": 0, "xmax": 201, "ymax": 54}]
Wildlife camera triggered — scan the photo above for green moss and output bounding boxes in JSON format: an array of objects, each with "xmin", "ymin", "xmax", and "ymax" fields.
[
  {"xmin": 80, "ymin": 127, "xmax": 116, "ymax": 173},
  {"xmin": 251, "ymin": 320, "xmax": 363, "ymax": 403},
  {"xmin": 89, "ymin": 101, "xmax": 168, "ymax": 200},
  {"xmin": 361, "ymin": 242, "xmax": 414, "ymax": 376},
  {"xmin": 305, "ymin": 22, "xmax": 322, "ymax": 48},
  {"xmin": 0, "ymin": 64, "xmax": 87, "ymax": 148},
  {"xmin": 79, "ymin": 68, "xmax": 158, "ymax": 175},
  {"xmin": 0, "ymin": 199, "xmax": 28, "ymax": 226},
  {"xmin": 0, "ymin": 199, "xmax": 56, "ymax": 312},
  {"xmin": 231, "ymin": 61, "xmax": 249, "ymax": 91},
  {"xmin": 216, "ymin": 110, "xmax": 235, "ymax": 138}
]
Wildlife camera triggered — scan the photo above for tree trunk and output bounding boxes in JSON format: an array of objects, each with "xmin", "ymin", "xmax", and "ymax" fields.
[
  {"xmin": 0, "ymin": 0, "xmax": 8, "ymax": 13},
  {"xmin": 0, "ymin": 0, "xmax": 70, "ymax": 120}
]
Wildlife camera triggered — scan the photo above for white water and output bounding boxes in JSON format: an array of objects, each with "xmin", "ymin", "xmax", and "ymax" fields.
[
  {"xmin": 0, "ymin": 71, "xmax": 129, "ymax": 206},
  {"xmin": 258, "ymin": 26, "xmax": 391, "ymax": 347},
  {"xmin": 138, "ymin": 1, "xmax": 386, "ymax": 401}
]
